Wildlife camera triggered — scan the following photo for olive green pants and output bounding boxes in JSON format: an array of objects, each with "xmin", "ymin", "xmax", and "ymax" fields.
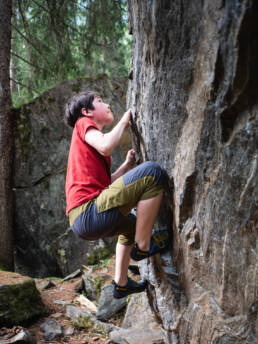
[{"xmin": 69, "ymin": 161, "xmax": 166, "ymax": 245}]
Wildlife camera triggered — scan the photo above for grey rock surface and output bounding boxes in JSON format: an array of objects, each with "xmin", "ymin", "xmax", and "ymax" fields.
[
  {"xmin": 35, "ymin": 279, "xmax": 55, "ymax": 290},
  {"xmin": 13, "ymin": 75, "xmax": 130, "ymax": 277},
  {"xmin": 62, "ymin": 269, "xmax": 81, "ymax": 281},
  {"xmin": 122, "ymin": 292, "xmax": 160, "ymax": 330},
  {"xmin": 66, "ymin": 304, "xmax": 119, "ymax": 334},
  {"xmin": 96, "ymin": 284, "xmax": 127, "ymax": 321},
  {"xmin": 128, "ymin": 0, "xmax": 258, "ymax": 343},
  {"xmin": 109, "ymin": 328, "xmax": 166, "ymax": 344},
  {"xmin": 40, "ymin": 318, "xmax": 63, "ymax": 341},
  {"xmin": 0, "ymin": 330, "xmax": 36, "ymax": 344},
  {"xmin": 82, "ymin": 274, "xmax": 99, "ymax": 301}
]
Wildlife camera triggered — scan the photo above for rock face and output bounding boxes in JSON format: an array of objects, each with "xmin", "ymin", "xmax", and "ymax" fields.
[
  {"xmin": 14, "ymin": 75, "xmax": 130, "ymax": 277},
  {"xmin": 128, "ymin": 1, "xmax": 257, "ymax": 343}
]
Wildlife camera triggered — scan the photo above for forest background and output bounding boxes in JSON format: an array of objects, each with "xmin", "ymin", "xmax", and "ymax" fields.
[
  {"xmin": 0, "ymin": 0, "xmax": 131, "ymax": 271},
  {"xmin": 11, "ymin": 0, "xmax": 131, "ymax": 106}
]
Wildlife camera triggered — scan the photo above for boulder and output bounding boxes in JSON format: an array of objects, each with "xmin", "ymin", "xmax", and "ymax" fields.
[
  {"xmin": 96, "ymin": 284, "xmax": 127, "ymax": 321},
  {"xmin": 109, "ymin": 291, "xmax": 166, "ymax": 344},
  {"xmin": 0, "ymin": 271, "xmax": 45, "ymax": 327},
  {"xmin": 122, "ymin": 293, "xmax": 160, "ymax": 330},
  {"xmin": 128, "ymin": 0, "xmax": 258, "ymax": 342},
  {"xmin": 13, "ymin": 75, "xmax": 130, "ymax": 277}
]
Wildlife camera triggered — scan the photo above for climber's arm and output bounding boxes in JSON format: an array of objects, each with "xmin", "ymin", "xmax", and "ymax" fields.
[
  {"xmin": 85, "ymin": 109, "xmax": 131, "ymax": 157},
  {"xmin": 111, "ymin": 149, "xmax": 136, "ymax": 182}
]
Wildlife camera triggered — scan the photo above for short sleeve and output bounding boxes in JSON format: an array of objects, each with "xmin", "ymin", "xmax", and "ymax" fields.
[{"xmin": 76, "ymin": 117, "xmax": 99, "ymax": 141}]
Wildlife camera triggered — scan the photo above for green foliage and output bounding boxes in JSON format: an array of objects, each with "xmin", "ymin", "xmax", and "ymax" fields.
[
  {"xmin": 93, "ymin": 275, "xmax": 105, "ymax": 299},
  {"xmin": 44, "ymin": 277, "xmax": 62, "ymax": 281},
  {"xmin": 14, "ymin": 106, "xmax": 32, "ymax": 159},
  {"xmin": 11, "ymin": 0, "xmax": 132, "ymax": 106},
  {"xmin": 0, "ymin": 279, "xmax": 46, "ymax": 327},
  {"xmin": 86, "ymin": 246, "xmax": 114, "ymax": 266},
  {"xmin": 0, "ymin": 262, "xmax": 10, "ymax": 272},
  {"xmin": 72, "ymin": 315, "xmax": 94, "ymax": 330}
]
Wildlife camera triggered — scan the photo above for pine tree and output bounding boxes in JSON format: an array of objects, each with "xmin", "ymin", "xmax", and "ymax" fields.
[
  {"xmin": 0, "ymin": 0, "xmax": 14, "ymax": 270},
  {"xmin": 11, "ymin": 0, "xmax": 131, "ymax": 106}
]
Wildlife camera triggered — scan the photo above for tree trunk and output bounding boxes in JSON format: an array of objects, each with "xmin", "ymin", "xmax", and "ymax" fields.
[
  {"xmin": 128, "ymin": 0, "xmax": 258, "ymax": 343},
  {"xmin": 10, "ymin": 56, "xmax": 18, "ymax": 94},
  {"xmin": 0, "ymin": 0, "xmax": 13, "ymax": 270}
]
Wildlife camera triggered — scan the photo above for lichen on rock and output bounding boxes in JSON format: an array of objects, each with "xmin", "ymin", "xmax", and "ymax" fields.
[
  {"xmin": 128, "ymin": 0, "xmax": 258, "ymax": 343},
  {"xmin": 0, "ymin": 271, "xmax": 46, "ymax": 327}
]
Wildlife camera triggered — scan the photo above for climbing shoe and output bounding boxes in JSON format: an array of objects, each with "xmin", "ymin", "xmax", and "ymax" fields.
[
  {"xmin": 130, "ymin": 229, "xmax": 170, "ymax": 261},
  {"xmin": 112, "ymin": 277, "xmax": 147, "ymax": 299}
]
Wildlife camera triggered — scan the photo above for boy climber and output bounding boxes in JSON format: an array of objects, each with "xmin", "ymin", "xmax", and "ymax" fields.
[{"xmin": 64, "ymin": 91, "xmax": 169, "ymax": 299}]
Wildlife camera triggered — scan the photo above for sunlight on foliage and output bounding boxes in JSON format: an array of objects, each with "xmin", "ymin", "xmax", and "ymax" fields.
[{"xmin": 11, "ymin": 0, "xmax": 132, "ymax": 106}]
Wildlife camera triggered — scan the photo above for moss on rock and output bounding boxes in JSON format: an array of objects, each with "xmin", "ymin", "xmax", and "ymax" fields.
[
  {"xmin": 15, "ymin": 106, "xmax": 32, "ymax": 160},
  {"xmin": 0, "ymin": 271, "xmax": 46, "ymax": 327},
  {"xmin": 0, "ymin": 261, "xmax": 10, "ymax": 272},
  {"xmin": 71, "ymin": 79, "xmax": 83, "ymax": 93},
  {"xmin": 93, "ymin": 276, "xmax": 105, "ymax": 300},
  {"xmin": 86, "ymin": 247, "xmax": 114, "ymax": 266}
]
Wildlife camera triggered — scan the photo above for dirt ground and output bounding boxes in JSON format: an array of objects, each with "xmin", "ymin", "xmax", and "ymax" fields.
[{"xmin": 1, "ymin": 255, "xmax": 131, "ymax": 344}]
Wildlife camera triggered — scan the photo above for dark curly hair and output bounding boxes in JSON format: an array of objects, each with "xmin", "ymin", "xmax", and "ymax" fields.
[{"xmin": 64, "ymin": 91, "xmax": 100, "ymax": 128}]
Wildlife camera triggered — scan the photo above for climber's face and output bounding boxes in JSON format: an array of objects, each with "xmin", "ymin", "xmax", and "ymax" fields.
[
  {"xmin": 91, "ymin": 96, "xmax": 114, "ymax": 126},
  {"xmin": 82, "ymin": 96, "xmax": 114, "ymax": 128}
]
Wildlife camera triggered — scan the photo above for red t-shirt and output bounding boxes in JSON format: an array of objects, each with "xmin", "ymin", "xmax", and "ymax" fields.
[{"xmin": 65, "ymin": 117, "xmax": 111, "ymax": 215}]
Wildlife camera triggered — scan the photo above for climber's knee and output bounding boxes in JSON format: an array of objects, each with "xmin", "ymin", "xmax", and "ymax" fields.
[{"xmin": 123, "ymin": 161, "xmax": 167, "ymax": 186}]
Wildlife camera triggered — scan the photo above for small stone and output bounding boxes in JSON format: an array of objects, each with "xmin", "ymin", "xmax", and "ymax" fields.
[
  {"xmin": 0, "ymin": 328, "xmax": 37, "ymax": 343},
  {"xmin": 64, "ymin": 326, "xmax": 74, "ymax": 336},
  {"xmin": 66, "ymin": 305, "xmax": 119, "ymax": 334},
  {"xmin": 63, "ymin": 269, "xmax": 81, "ymax": 281},
  {"xmin": 74, "ymin": 294, "xmax": 97, "ymax": 313},
  {"xmin": 36, "ymin": 279, "xmax": 56, "ymax": 290},
  {"xmin": 53, "ymin": 299, "xmax": 69, "ymax": 305},
  {"xmin": 51, "ymin": 312, "xmax": 63, "ymax": 318},
  {"xmin": 92, "ymin": 337, "xmax": 99, "ymax": 341},
  {"xmin": 40, "ymin": 318, "xmax": 63, "ymax": 341},
  {"xmin": 109, "ymin": 328, "xmax": 165, "ymax": 344}
]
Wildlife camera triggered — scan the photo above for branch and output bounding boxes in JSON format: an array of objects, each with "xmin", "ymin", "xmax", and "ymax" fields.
[
  {"xmin": 31, "ymin": 0, "xmax": 107, "ymax": 48},
  {"xmin": 10, "ymin": 77, "xmax": 40, "ymax": 95},
  {"xmin": 68, "ymin": 0, "xmax": 97, "ymax": 13},
  {"xmin": 30, "ymin": 0, "xmax": 49, "ymax": 14},
  {"xmin": 11, "ymin": 51, "xmax": 52, "ymax": 77},
  {"xmin": 11, "ymin": 23, "xmax": 55, "ymax": 75}
]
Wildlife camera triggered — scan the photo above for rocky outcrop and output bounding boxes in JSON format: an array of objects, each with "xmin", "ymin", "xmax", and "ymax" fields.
[
  {"xmin": 0, "ymin": 271, "xmax": 45, "ymax": 327},
  {"xmin": 128, "ymin": 0, "xmax": 257, "ymax": 343},
  {"xmin": 14, "ymin": 75, "xmax": 130, "ymax": 277},
  {"xmin": 109, "ymin": 292, "xmax": 166, "ymax": 344}
]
